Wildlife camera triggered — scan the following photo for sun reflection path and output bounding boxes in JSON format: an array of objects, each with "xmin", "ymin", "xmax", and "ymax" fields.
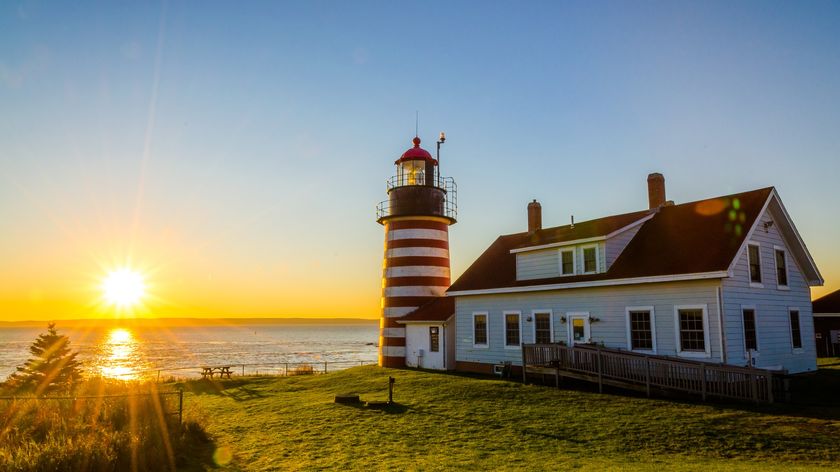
[{"xmin": 99, "ymin": 328, "xmax": 143, "ymax": 380}]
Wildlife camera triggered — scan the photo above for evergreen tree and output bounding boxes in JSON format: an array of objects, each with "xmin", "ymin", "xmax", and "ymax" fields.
[{"xmin": 5, "ymin": 323, "xmax": 83, "ymax": 394}]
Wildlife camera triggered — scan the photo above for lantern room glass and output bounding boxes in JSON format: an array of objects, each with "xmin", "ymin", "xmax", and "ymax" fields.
[{"xmin": 397, "ymin": 160, "xmax": 426, "ymax": 186}]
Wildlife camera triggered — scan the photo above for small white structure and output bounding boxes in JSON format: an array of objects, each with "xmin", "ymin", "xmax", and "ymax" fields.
[{"xmin": 397, "ymin": 297, "xmax": 456, "ymax": 370}]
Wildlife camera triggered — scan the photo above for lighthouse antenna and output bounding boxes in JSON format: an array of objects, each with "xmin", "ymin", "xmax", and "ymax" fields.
[{"xmin": 436, "ymin": 131, "xmax": 446, "ymax": 180}]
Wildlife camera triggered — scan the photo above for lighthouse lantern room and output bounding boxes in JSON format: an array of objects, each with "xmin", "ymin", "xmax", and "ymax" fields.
[{"xmin": 376, "ymin": 135, "xmax": 457, "ymax": 368}]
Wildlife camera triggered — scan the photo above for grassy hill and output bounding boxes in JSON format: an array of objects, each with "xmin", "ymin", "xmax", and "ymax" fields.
[{"xmin": 179, "ymin": 364, "xmax": 840, "ymax": 471}]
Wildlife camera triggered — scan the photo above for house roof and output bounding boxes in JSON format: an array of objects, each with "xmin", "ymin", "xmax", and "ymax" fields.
[
  {"xmin": 396, "ymin": 297, "xmax": 455, "ymax": 323},
  {"xmin": 448, "ymin": 187, "xmax": 775, "ymax": 293},
  {"xmin": 511, "ymin": 209, "xmax": 651, "ymax": 250},
  {"xmin": 813, "ymin": 289, "xmax": 840, "ymax": 314}
]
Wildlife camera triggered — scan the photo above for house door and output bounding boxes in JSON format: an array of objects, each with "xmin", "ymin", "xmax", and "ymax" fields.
[{"xmin": 567, "ymin": 313, "xmax": 591, "ymax": 345}]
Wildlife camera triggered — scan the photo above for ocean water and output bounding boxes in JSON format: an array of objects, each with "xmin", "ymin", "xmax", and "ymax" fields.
[{"xmin": 0, "ymin": 323, "xmax": 379, "ymax": 380}]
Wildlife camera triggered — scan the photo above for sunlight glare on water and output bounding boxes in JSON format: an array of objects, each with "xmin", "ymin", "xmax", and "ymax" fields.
[{"xmin": 98, "ymin": 328, "xmax": 145, "ymax": 380}]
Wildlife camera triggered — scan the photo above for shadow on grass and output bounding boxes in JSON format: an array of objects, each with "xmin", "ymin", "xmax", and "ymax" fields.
[
  {"xmin": 178, "ymin": 377, "xmax": 272, "ymax": 402},
  {"xmin": 334, "ymin": 401, "xmax": 409, "ymax": 414}
]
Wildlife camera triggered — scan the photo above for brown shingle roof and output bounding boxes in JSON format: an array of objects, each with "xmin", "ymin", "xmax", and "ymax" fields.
[
  {"xmin": 813, "ymin": 289, "xmax": 840, "ymax": 314},
  {"xmin": 397, "ymin": 297, "xmax": 455, "ymax": 323},
  {"xmin": 447, "ymin": 187, "xmax": 773, "ymax": 293}
]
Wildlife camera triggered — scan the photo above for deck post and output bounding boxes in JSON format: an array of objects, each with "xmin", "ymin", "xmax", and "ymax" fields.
[
  {"xmin": 700, "ymin": 364, "xmax": 707, "ymax": 401},
  {"xmin": 596, "ymin": 347, "xmax": 603, "ymax": 394},
  {"xmin": 750, "ymin": 371, "xmax": 759, "ymax": 404},
  {"xmin": 645, "ymin": 358, "xmax": 651, "ymax": 397},
  {"xmin": 521, "ymin": 345, "xmax": 527, "ymax": 384}
]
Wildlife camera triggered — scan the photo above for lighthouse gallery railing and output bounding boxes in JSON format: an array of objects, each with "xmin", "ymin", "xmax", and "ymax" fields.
[{"xmin": 376, "ymin": 176, "xmax": 457, "ymax": 221}]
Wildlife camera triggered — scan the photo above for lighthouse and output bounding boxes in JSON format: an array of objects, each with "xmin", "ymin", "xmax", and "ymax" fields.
[{"xmin": 376, "ymin": 135, "xmax": 457, "ymax": 367}]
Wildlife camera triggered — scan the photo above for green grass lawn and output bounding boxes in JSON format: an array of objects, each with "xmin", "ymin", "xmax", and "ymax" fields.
[{"xmin": 178, "ymin": 366, "xmax": 840, "ymax": 471}]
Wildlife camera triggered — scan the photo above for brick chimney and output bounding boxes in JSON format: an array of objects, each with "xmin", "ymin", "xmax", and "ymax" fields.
[
  {"xmin": 527, "ymin": 200, "xmax": 542, "ymax": 233},
  {"xmin": 647, "ymin": 173, "xmax": 666, "ymax": 209}
]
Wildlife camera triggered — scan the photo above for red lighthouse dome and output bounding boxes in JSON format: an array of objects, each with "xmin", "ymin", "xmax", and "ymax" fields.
[{"xmin": 395, "ymin": 137, "xmax": 436, "ymax": 164}]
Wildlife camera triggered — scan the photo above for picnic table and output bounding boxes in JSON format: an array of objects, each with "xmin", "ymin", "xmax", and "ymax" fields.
[{"xmin": 200, "ymin": 366, "xmax": 234, "ymax": 379}]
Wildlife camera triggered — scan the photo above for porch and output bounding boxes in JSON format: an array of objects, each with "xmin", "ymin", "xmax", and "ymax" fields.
[{"xmin": 521, "ymin": 343, "xmax": 786, "ymax": 404}]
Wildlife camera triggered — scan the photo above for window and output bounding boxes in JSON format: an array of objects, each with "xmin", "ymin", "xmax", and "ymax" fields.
[
  {"xmin": 473, "ymin": 313, "xmax": 488, "ymax": 347},
  {"xmin": 748, "ymin": 244, "xmax": 762, "ymax": 284},
  {"xmin": 676, "ymin": 307, "xmax": 707, "ymax": 354},
  {"xmin": 627, "ymin": 308, "xmax": 654, "ymax": 351},
  {"xmin": 505, "ymin": 312, "xmax": 520, "ymax": 347},
  {"xmin": 583, "ymin": 246, "xmax": 597, "ymax": 273},
  {"xmin": 742, "ymin": 309, "xmax": 757, "ymax": 351},
  {"xmin": 775, "ymin": 248, "xmax": 788, "ymax": 288},
  {"xmin": 789, "ymin": 310, "xmax": 802, "ymax": 349},
  {"xmin": 560, "ymin": 250, "xmax": 575, "ymax": 275},
  {"xmin": 534, "ymin": 312, "xmax": 552, "ymax": 344},
  {"xmin": 429, "ymin": 326, "xmax": 440, "ymax": 352}
]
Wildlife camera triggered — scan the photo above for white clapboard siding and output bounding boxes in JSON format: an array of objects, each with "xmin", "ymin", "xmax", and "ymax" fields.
[
  {"xmin": 456, "ymin": 280, "xmax": 721, "ymax": 366},
  {"xmin": 516, "ymin": 248, "xmax": 559, "ymax": 280},
  {"xmin": 721, "ymin": 207, "xmax": 817, "ymax": 374}
]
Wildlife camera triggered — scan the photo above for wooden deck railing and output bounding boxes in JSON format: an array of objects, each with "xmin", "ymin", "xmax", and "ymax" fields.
[{"xmin": 522, "ymin": 343, "xmax": 783, "ymax": 404}]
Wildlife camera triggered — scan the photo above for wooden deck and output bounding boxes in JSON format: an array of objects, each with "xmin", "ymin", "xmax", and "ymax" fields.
[{"xmin": 522, "ymin": 344, "xmax": 786, "ymax": 404}]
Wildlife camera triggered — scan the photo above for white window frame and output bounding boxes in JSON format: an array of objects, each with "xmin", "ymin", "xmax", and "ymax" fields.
[
  {"xmin": 531, "ymin": 309, "xmax": 554, "ymax": 344},
  {"xmin": 581, "ymin": 244, "xmax": 599, "ymax": 274},
  {"xmin": 566, "ymin": 312, "xmax": 591, "ymax": 345},
  {"xmin": 772, "ymin": 245, "xmax": 789, "ymax": 290},
  {"xmin": 788, "ymin": 307, "xmax": 803, "ymax": 353},
  {"xmin": 472, "ymin": 312, "xmax": 489, "ymax": 348},
  {"xmin": 625, "ymin": 306, "xmax": 657, "ymax": 354},
  {"xmin": 558, "ymin": 248, "xmax": 576, "ymax": 276},
  {"xmin": 673, "ymin": 304, "xmax": 711, "ymax": 358},
  {"xmin": 503, "ymin": 311, "xmax": 522, "ymax": 349},
  {"xmin": 747, "ymin": 242, "xmax": 763, "ymax": 288},
  {"xmin": 740, "ymin": 305, "xmax": 760, "ymax": 359}
]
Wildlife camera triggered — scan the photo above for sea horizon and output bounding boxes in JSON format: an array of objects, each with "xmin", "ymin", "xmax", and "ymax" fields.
[{"xmin": 0, "ymin": 316, "xmax": 379, "ymax": 328}]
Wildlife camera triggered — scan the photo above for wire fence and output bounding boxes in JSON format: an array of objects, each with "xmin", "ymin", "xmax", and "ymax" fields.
[
  {"xmin": 141, "ymin": 359, "xmax": 378, "ymax": 381},
  {"xmin": 0, "ymin": 390, "xmax": 184, "ymax": 424}
]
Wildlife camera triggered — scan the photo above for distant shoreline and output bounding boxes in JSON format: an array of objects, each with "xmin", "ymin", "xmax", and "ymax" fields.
[{"xmin": 0, "ymin": 317, "xmax": 379, "ymax": 328}]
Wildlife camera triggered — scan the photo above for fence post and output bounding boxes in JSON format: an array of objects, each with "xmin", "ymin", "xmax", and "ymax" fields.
[
  {"xmin": 242, "ymin": 364, "xmax": 245, "ymax": 377},
  {"xmin": 766, "ymin": 373, "xmax": 774, "ymax": 404},
  {"xmin": 285, "ymin": 362, "xmax": 289, "ymax": 376},
  {"xmin": 750, "ymin": 371, "xmax": 759, "ymax": 404},
  {"xmin": 324, "ymin": 362, "xmax": 328, "ymax": 374},
  {"xmin": 596, "ymin": 347, "xmax": 603, "ymax": 394},
  {"xmin": 701, "ymin": 364, "xmax": 707, "ymax": 401},
  {"xmin": 645, "ymin": 358, "xmax": 651, "ymax": 398},
  {"xmin": 178, "ymin": 389, "xmax": 183, "ymax": 425}
]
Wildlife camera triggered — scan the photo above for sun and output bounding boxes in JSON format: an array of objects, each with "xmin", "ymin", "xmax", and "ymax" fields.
[{"xmin": 101, "ymin": 268, "xmax": 146, "ymax": 308}]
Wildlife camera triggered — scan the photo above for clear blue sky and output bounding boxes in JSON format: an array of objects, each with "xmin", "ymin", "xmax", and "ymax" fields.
[{"xmin": 2, "ymin": 1, "xmax": 839, "ymax": 319}]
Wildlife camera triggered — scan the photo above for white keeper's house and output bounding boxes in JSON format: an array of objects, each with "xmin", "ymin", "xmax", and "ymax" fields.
[{"xmin": 447, "ymin": 174, "xmax": 822, "ymax": 375}]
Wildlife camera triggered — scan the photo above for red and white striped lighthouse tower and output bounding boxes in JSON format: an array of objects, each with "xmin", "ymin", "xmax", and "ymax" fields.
[{"xmin": 376, "ymin": 135, "xmax": 457, "ymax": 367}]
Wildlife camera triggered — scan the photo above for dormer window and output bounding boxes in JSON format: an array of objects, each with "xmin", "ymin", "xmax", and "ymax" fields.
[
  {"xmin": 583, "ymin": 245, "xmax": 598, "ymax": 274},
  {"xmin": 560, "ymin": 249, "xmax": 575, "ymax": 275}
]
